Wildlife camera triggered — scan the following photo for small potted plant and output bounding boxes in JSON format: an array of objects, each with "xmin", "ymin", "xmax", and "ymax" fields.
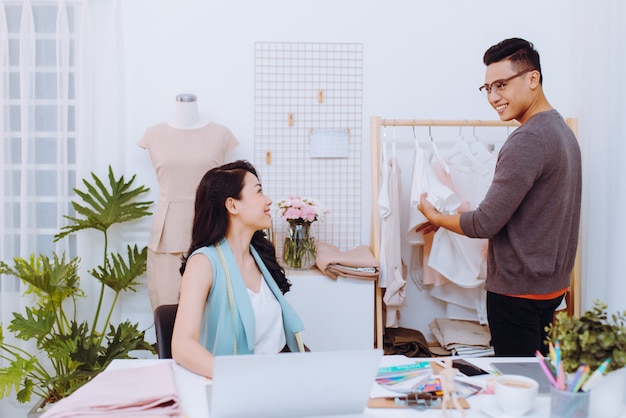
[
  {"xmin": 546, "ymin": 300, "xmax": 626, "ymax": 417},
  {"xmin": 546, "ymin": 300, "xmax": 626, "ymax": 373},
  {"xmin": 0, "ymin": 166, "xmax": 156, "ymax": 415}
]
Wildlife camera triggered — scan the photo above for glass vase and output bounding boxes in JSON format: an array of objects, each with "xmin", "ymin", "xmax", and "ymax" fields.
[{"xmin": 283, "ymin": 220, "xmax": 316, "ymax": 270}]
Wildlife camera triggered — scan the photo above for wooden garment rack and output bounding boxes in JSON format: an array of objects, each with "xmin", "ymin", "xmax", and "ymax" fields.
[{"xmin": 369, "ymin": 116, "xmax": 581, "ymax": 349}]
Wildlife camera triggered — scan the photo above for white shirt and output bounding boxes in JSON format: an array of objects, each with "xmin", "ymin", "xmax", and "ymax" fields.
[{"xmin": 247, "ymin": 278, "xmax": 286, "ymax": 353}]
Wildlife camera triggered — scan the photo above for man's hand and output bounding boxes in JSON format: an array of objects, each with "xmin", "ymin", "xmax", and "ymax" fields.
[{"xmin": 416, "ymin": 192, "xmax": 440, "ymax": 234}]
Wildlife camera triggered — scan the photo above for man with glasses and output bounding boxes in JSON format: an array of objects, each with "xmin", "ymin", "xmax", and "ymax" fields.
[{"xmin": 417, "ymin": 38, "xmax": 581, "ymax": 357}]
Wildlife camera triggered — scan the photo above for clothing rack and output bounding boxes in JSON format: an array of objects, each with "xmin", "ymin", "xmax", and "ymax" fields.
[{"xmin": 369, "ymin": 116, "xmax": 580, "ymax": 349}]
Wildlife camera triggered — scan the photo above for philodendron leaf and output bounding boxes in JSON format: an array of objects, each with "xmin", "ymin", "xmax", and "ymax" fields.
[
  {"xmin": 0, "ymin": 357, "xmax": 36, "ymax": 403},
  {"xmin": 0, "ymin": 253, "xmax": 82, "ymax": 304},
  {"xmin": 101, "ymin": 321, "xmax": 156, "ymax": 364},
  {"xmin": 54, "ymin": 165, "xmax": 152, "ymax": 240},
  {"xmin": 16, "ymin": 377, "xmax": 35, "ymax": 404},
  {"xmin": 90, "ymin": 245, "xmax": 147, "ymax": 293},
  {"xmin": 8, "ymin": 307, "xmax": 56, "ymax": 344}
]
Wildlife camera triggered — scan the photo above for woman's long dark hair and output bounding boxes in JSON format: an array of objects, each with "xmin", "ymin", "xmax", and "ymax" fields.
[{"xmin": 179, "ymin": 160, "xmax": 291, "ymax": 293}]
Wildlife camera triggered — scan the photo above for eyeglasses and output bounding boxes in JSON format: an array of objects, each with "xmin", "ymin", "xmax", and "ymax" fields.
[{"xmin": 478, "ymin": 68, "xmax": 534, "ymax": 97}]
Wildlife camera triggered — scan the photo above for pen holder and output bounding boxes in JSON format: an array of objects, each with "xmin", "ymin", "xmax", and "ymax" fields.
[{"xmin": 550, "ymin": 387, "xmax": 589, "ymax": 418}]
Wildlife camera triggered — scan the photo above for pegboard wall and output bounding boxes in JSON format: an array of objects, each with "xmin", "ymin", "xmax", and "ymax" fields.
[{"xmin": 254, "ymin": 42, "xmax": 363, "ymax": 253}]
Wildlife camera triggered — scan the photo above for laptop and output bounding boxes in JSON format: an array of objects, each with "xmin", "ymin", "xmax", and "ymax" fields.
[
  {"xmin": 207, "ymin": 349, "xmax": 383, "ymax": 418},
  {"xmin": 490, "ymin": 361, "xmax": 552, "ymax": 394}
]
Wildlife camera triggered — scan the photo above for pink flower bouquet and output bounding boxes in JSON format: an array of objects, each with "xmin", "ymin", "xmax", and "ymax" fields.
[{"xmin": 276, "ymin": 196, "xmax": 328, "ymax": 224}]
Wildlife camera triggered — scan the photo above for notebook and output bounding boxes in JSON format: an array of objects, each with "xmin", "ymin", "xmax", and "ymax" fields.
[
  {"xmin": 207, "ymin": 349, "xmax": 383, "ymax": 418},
  {"xmin": 490, "ymin": 361, "xmax": 552, "ymax": 394}
]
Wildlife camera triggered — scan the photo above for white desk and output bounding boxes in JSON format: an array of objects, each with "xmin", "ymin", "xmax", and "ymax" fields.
[{"xmin": 108, "ymin": 356, "xmax": 626, "ymax": 418}]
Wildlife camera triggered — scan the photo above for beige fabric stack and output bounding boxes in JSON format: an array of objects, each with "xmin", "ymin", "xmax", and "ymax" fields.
[
  {"xmin": 429, "ymin": 317, "xmax": 492, "ymax": 354},
  {"xmin": 315, "ymin": 241, "xmax": 379, "ymax": 281}
]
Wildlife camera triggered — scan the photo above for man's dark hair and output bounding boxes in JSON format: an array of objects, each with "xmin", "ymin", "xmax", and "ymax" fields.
[{"xmin": 483, "ymin": 38, "xmax": 543, "ymax": 84}]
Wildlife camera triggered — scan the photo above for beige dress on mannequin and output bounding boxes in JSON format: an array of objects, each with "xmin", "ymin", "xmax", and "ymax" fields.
[{"xmin": 138, "ymin": 94, "xmax": 239, "ymax": 310}]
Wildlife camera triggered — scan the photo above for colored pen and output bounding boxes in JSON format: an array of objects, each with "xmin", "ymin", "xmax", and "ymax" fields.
[
  {"xmin": 581, "ymin": 358, "xmax": 611, "ymax": 392},
  {"xmin": 567, "ymin": 364, "xmax": 587, "ymax": 392},
  {"xmin": 548, "ymin": 342, "xmax": 556, "ymax": 364},
  {"xmin": 543, "ymin": 356, "xmax": 557, "ymax": 376},
  {"xmin": 535, "ymin": 351, "xmax": 558, "ymax": 388},
  {"xmin": 554, "ymin": 340, "xmax": 561, "ymax": 371},
  {"xmin": 572, "ymin": 365, "xmax": 590, "ymax": 393},
  {"xmin": 556, "ymin": 361, "xmax": 566, "ymax": 391}
]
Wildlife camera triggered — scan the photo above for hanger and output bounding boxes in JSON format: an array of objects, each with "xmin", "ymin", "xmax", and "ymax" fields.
[
  {"xmin": 412, "ymin": 122, "xmax": 420, "ymax": 151},
  {"xmin": 428, "ymin": 125, "xmax": 450, "ymax": 174}
]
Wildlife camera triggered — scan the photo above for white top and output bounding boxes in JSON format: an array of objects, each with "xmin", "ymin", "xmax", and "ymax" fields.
[{"xmin": 247, "ymin": 277, "xmax": 286, "ymax": 353}]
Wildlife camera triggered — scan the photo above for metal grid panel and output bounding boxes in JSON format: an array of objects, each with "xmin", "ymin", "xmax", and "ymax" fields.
[{"xmin": 254, "ymin": 42, "xmax": 363, "ymax": 253}]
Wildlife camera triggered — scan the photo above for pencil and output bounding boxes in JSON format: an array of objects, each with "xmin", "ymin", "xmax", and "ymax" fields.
[
  {"xmin": 549, "ymin": 342, "xmax": 556, "ymax": 364},
  {"xmin": 554, "ymin": 340, "xmax": 561, "ymax": 371},
  {"xmin": 571, "ymin": 365, "xmax": 590, "ymax": 393},
  {"xmin": 556, "ymin": 362, "xmax": 566, "ymax": 391},
  {"xmin": 535, "ymin": 351, "xmax": 558, "ymax": 388}
]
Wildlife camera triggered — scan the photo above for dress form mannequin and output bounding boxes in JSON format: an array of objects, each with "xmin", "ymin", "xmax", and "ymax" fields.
[
  {"xmin": 167, "ymin": 94, "xmax": 209, "ymax": 130},
  {"xmin": 138, "ymin": 95, "xmax": 239, "ymax": 310}
]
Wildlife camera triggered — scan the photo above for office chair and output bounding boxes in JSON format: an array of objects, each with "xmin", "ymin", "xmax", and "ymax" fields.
[{"xmin": 153, "ymin": 303, "xmax": 178, "ymax": 359}]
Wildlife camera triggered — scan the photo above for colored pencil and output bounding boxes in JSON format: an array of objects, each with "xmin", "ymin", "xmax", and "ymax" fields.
[
  {"xmin": 535, "ymin": 351, "xmax": 558, "ymax": 388},
  {"xmin": 582, "ymin": 358, "xmax": 610, "ymax": 392},
  {"xmin": 571, "ymin": 365, "xmax": 590, "ymax": 393}
]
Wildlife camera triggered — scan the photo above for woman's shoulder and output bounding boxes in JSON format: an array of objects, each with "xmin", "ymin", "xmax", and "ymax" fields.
[{"xmin": 189, "ymin": 244, "xmax": 220, "ymax": 263}]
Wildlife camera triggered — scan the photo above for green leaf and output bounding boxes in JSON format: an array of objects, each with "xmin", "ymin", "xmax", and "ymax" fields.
[
  {"xmin": 100, "ymin": 321, "xmax": 156, "ymax": 365},
  {"xmin": 8, "ymin": 307, "xmax": 56, "ymax": 344},
  {"xmin": 16, "ymin": 378, "xmax": 35, "ymax": 403},
  {"xmin": 54, "ymin": 165, "xmax": 152, "ymax": 240},
  {"xmin": 0, "ymin": 357, "xmax": 35, "ymax": 402},
  {"xmin": 546, "ymin": 300, "xmax": 626, "ymax": 373},
  {"xmin": 0, "ymin": 253, "xmax": 82, "ymax": 305},
  {"xmin": 90, "ymin": 245, "xmax": 148, "ymax": 293}
]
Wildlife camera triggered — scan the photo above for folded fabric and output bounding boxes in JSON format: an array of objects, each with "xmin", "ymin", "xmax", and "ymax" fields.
[
  {"xmin": 41, "ymin": 361, "xmax": 182, "ymax": 418},
  {"xmin": 428, "ymin": 317, "xmax": 491, "ymax": 350},
  {"xmin": 383, "ymin": 327, "xmax": 432, "ymax": 358},
  {"xmin": 315, "ymin": 241, "xmax": 379, "ymax": 281}
]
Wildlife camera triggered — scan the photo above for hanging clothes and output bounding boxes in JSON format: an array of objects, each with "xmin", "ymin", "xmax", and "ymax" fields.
[
  {"xmin": 378, "ymin": 156, "xmax": 406, "ymax": 328},
  {"xmin": 377, "ymin": 145, "xmax": 391, "ymax": 289},
  {"xmin": 405, "ymin": 139, "xmax": 495, "ymax": 324}
]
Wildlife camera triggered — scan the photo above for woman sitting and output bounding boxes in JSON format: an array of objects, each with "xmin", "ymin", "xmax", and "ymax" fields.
[{"xmin": 171, "ymin": 160, "xmax": 305, "ymax": 378}]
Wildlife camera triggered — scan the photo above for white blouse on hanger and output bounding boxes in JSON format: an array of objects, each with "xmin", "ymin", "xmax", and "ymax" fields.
[{"xmin": 405, "ymin": 140, "xmax": 495, "ymax": 324}]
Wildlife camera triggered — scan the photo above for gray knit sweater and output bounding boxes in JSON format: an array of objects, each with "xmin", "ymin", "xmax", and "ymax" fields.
[{"xmin": 459, "ymin": 110, "xmax": 581, "ymax": 295}]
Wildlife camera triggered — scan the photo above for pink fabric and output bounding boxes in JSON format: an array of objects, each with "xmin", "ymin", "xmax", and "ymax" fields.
[{"xmin": 40, "ymin": 362, "xmax": 182, "ymax": 418}]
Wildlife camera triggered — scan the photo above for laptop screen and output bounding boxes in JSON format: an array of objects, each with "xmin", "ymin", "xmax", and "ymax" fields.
[{"xmin": 208, "ymin": 349, "xmax": 383, "ymax": 418}]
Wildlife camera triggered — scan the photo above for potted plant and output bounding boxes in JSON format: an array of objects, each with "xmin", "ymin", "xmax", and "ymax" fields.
[
  {"xmin": 0, "ymin": 166, "xmax": 156, "ymax": 413},
  {"xmin": 546, "ymin": 300, "xmax": 626, "ymax": 417},
  {"xmin": 546, "ymin": 300, "xmax": 626, "ymax": 373}
]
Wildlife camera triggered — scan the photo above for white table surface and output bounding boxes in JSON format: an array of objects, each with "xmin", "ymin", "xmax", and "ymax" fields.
[{"xmin": 108, "ymin": 355, "xmax": 626, "ymax": 418}]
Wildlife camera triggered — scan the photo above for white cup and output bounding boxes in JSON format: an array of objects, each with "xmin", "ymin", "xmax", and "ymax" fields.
[{"xmin": 494, "ymin": 374, "xmax": 539, "ymax": 416}]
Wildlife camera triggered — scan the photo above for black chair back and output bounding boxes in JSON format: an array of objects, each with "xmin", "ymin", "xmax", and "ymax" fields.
[{"xmin": 153, "ymin": 304, "xmax": 178, "ymax": 359}]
